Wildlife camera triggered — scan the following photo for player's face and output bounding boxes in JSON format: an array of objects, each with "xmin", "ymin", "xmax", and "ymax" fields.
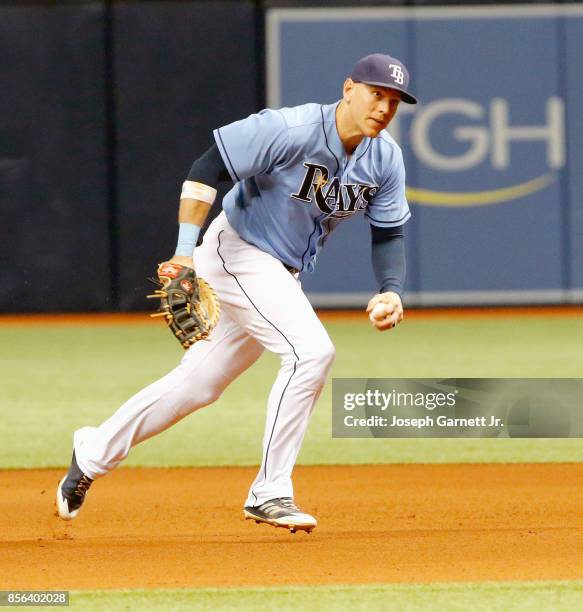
[{"xmin": 344, "ymin": 80, "xmax": 401, "ymax": 137}]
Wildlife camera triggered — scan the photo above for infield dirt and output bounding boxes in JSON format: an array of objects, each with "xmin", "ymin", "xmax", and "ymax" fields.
[{"xmin": 2, "ymin": 464, "xmax": 583, "ymax": 589}]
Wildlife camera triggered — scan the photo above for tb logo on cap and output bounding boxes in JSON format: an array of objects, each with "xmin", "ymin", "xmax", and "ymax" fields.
[{"xmin": 389, "ymin": 64, "xmax": 405, "ymax": 85}]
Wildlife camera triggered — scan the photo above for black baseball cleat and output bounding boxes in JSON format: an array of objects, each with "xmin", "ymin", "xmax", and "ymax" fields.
[
  {"xmin": 55, "ymin": 451, "xmax": 93, "ymax": 520},
  {"xmin": 244, "ymin": 497, "xmax": 317, "ymax": 533}
]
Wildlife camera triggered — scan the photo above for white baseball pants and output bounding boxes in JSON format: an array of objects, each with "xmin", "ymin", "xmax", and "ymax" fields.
[{"xmin": 74, "ymin": 212, "xmax": 335, "ymax": 506}]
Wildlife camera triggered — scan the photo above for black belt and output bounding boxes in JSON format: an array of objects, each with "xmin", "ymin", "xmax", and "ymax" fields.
[{"xmin": 283, "ymin": 263, "xmax": 300, "ymax": 275}]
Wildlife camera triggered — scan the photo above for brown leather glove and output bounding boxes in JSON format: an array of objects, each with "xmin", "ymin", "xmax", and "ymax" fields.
[{"xmin": 147, "ymin": 262, "xmax": 220, "ymax": 349}]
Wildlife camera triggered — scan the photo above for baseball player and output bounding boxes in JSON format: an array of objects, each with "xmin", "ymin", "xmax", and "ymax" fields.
[{"xmin": 56, "ymin": 53, "xmax": 417, "ymax": 533}]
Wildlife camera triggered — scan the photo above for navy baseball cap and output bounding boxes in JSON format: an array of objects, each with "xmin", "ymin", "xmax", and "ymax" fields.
[{"xmin": 350, "ymin": 53, "xmax": 418, "ymax": 104}]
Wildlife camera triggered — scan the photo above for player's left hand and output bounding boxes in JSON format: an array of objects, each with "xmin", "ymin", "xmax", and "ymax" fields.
[
  {"xmin": 366, "ymin": 292, "xmax": 404, "ymax": 331},
  {"xmin": 147, "ymin": 261, "xmax": 221, "ymax": 349}
]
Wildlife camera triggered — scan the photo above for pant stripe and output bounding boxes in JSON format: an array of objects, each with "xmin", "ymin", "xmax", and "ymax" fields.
[{"xmin": 216, "ymin": 230, "xmax": 299, "ymax": 505}]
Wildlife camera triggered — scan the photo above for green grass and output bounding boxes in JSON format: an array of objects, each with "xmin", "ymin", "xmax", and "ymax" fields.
[
  {"xmin": 3, "ymin": 317, "xmax": 583, "ymax": 608},
  {"xmin": 63, "ymin": 581, "xmax": 583, "ymax": 611},
  {"xmin": 1, "ymin": 315, "xmax": 582, "ymax": 469}
]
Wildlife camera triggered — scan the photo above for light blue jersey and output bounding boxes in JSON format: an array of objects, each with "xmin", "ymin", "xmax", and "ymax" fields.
[{"xmin": 214, "ymin": 102, "xmax": 410, "ymax": 273}]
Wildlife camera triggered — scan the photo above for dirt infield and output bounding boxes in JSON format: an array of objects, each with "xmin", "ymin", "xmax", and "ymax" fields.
[
  {"xmin": 2, "ymin": 464, "xmax": 583, "ymax": 590},
  {"xmin": 0, "ymin": 305, "xmax": 582, "ymax": 327}
]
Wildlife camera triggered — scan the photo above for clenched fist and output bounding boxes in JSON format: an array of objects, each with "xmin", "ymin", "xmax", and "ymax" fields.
[{"xmin": 366, "ymin": 291, "xmax": 404, "ymax": 331}]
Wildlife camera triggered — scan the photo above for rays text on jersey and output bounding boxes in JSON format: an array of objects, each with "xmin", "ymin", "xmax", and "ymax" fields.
[{"xmin": 291, "ymin": 162, "xmax": 378, "ymax": 217}]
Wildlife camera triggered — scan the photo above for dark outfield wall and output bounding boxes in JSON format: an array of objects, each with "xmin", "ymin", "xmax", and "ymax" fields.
[
  {"xmin": 0, "ymin": 4, "xmax": 110, "ymax": 311},
  {"xmin": 113, "ymin": 1, "xmax": 258, "ymax": 309},
  {"xmin": 1, "ymin": 0, "xmax": 579, "ymax": 311},
  {"xmin": 0, "ymin": 0, "xmax": 257, "ymax": 312}
]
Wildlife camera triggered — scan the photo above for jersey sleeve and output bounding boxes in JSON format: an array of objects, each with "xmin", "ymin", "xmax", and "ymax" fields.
[
  {"xmin": 213, "ymin": 109, "xmax": 289, "ymax": 182},
  {"xmin": 364, "ymin": 147, "xmax": 411, "ymax": 228}
]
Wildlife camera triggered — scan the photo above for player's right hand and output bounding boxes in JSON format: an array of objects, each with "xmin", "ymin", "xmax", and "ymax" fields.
[
  {"xmin": 169, "ymin": 255, "xmax": 194, "ymax": 269},
  {"xmin": 366, "ymin": 291, "xmax": 404, "ymax": 331}
]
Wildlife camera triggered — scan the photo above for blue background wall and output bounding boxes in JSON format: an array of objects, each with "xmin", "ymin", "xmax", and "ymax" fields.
[
  {"xmin": 1, "ymin": 1, "xmax": 581, "ymax": 311},
  {"xmin": 269, "ymin": 6, "xmax": 582, "ymax": 305}
]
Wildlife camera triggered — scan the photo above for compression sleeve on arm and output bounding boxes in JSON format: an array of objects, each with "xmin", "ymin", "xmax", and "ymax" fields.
[
  {"xmin": 187, "ymin": 144, "xmax": 232, "ymax": 186},
  {"xmin": 370, "ymin": 224, "xmax": 407, "ymax": 296}
]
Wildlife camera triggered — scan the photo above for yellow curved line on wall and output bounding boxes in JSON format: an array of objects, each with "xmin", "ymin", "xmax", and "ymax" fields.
[{"xmin": 406, "ymin": 174, "xmax": 555, "ymax": 207}]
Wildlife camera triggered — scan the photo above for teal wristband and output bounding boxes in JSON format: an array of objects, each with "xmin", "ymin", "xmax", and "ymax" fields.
[{"xmin": 174, "ymin": 223, "xmax": 201, "ymax": 257}]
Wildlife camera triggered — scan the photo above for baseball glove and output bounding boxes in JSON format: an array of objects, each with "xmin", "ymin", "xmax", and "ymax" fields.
[{"xmin": 147, "ymin": 262, "xmax": 220, "ymax": 349}]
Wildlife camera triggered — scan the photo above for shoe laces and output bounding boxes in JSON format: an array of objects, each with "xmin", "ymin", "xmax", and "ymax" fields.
[
  {"xmin": 279, "ymin": 497, "xmax": 300, "ymax": 512},
  {"xmin": 74, "ymin": 475, "xmax": 92, "ymax": 498}
]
